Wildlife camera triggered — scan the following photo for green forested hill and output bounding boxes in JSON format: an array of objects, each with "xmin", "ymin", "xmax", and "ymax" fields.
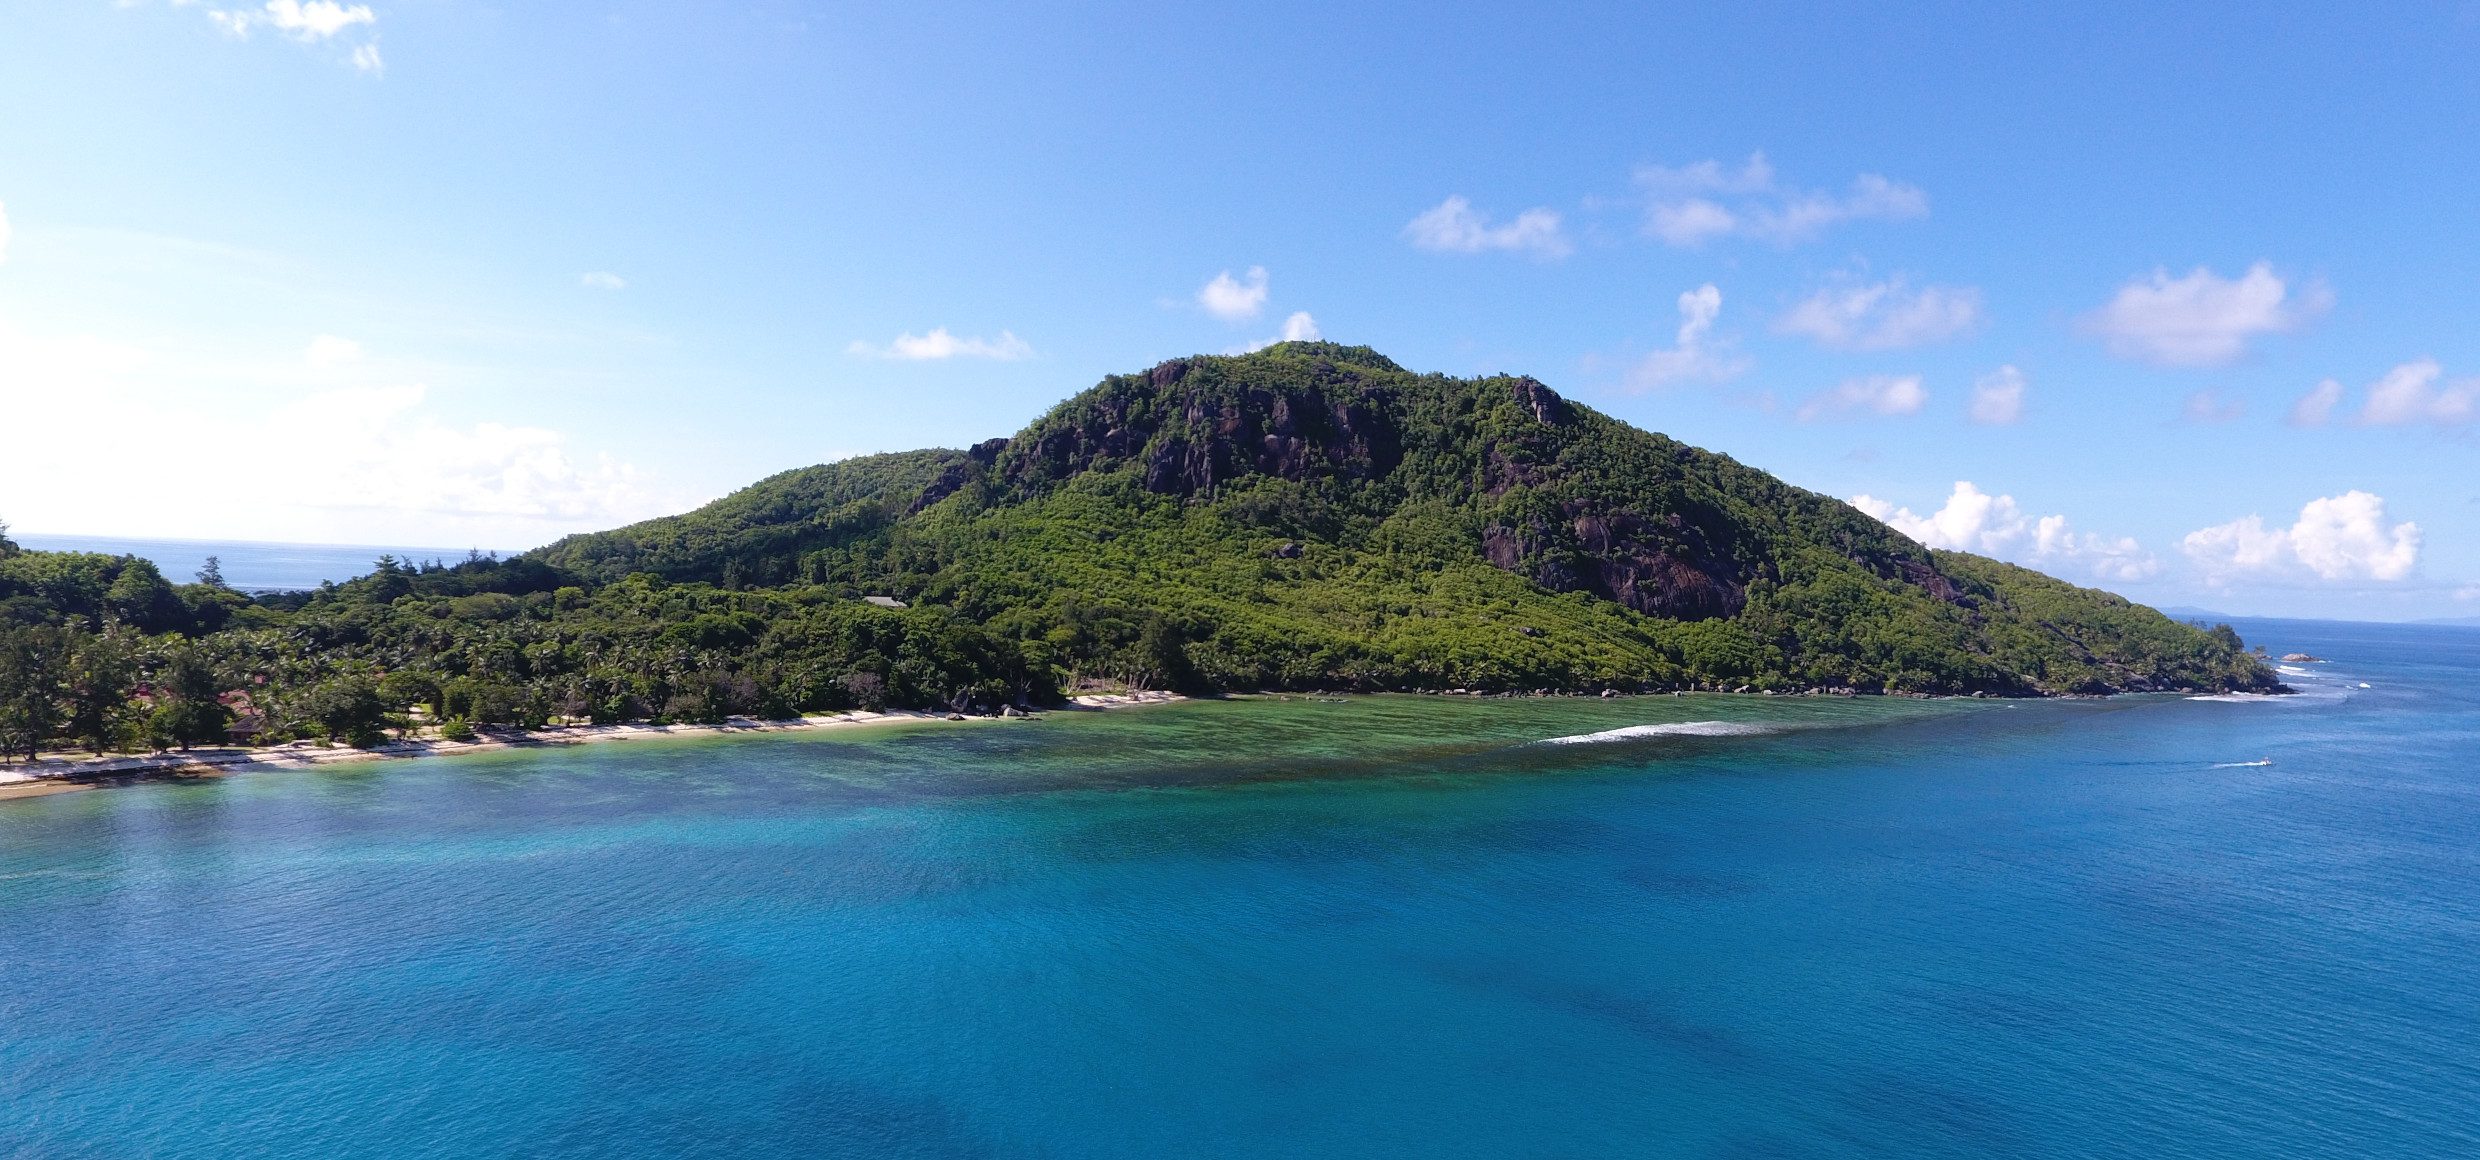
[
  {"xmin": 0, "ymin": 343, "xmax": 2277, "ymax": 756},
  {"xmin": 535, "ymin": 342, "xmax": 2275, "ymax": 698}
]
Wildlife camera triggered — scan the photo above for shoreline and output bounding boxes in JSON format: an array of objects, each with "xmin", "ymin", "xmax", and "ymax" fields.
[{"xmin": 0, "ymin": 691, "xmax": 1188, "ymax": 803}]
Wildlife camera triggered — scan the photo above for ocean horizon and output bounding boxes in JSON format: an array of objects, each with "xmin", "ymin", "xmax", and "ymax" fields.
[{"xmin": 11, "ymin": 533, "xmax": 520, "ymax": 594}]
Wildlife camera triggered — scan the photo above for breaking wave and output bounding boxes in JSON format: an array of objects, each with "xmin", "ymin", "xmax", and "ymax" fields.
[{"xmin": 1539, "ymin": 721, "xmax": 1784, "ymax": 746}]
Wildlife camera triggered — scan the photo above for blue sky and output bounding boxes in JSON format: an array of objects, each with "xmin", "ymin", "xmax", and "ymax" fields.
[{"xmin": 3, "ymin": 1, "xmax": 2477, "ymax": 619}]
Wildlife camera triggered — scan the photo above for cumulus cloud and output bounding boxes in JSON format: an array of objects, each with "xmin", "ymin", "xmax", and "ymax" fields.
[
  {"xmin": 846, "ymin": 328, "xmax": 1033, "ymax": 361},
  {"xmin": 2083, "ymin": 261, "xmax": 2328, "ymax": 367},
  {"xmin": 1797, "ymin": 374, "xmax": 1927, "ymax": 421},
  {"xmin": 1969, "ymin": 365, "xmax": 2026, "ymax": 425},
  {"xmin": 1850, "ymin": 482, "xmax": 2159, "ymax": 581},
  {"xmin": 0, "ymin": 313, "xmax": 668, "ymax": 542},
  {"xmin": 2183, "ymin": 491, "xmax": 2421, "ymax": 583},
  {"xmin": 1197, "ymin": 267, "xmax": 1270, "ymax": 322},
  {"xmin": 1403, "ymin": 196, "xmax": 1571, "ymax": 259},
  {"xmin": 1635, "ymin": 153, "xmax": 1927, "ymax": 247},
  {"xmin": 1234, "ymin": 311, "xmax": 1323, "ymax": 354},
  {"xmin": 579, "ymin": 271, "xmax": 627, "ymax": 290},
  {"xmin": 1776, "ymin": 275, "xmax": 1983, "ymax": 350},
  {"xmin": 1625, "ymin": 284, "xmax": 1748, "ymax": 390}
]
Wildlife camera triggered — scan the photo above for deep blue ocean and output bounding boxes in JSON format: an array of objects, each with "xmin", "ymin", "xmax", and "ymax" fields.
[
  {"xmin": 11, "ymin": 535, "xmax": 504, "ymax": 593},
  {"xmin": 4, "ymin": 618, "xmax": 2476, "ymax": 1157}
]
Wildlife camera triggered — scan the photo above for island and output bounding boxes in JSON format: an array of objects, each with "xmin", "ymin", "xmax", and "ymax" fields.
[{"xmin": 1, "ymin": 342, "xmax": 2280, "ymax": 766}]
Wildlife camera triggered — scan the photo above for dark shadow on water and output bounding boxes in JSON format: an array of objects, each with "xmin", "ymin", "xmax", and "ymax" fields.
[{"xmin": 1419, "ymin": 956, "xmax": 1753, "ymax": 1070}]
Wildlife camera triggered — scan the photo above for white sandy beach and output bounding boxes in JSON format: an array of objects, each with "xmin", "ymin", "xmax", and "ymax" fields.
[{"xmin": 0, "ymin": 690, "xmax": 1187, "ymax": 801}]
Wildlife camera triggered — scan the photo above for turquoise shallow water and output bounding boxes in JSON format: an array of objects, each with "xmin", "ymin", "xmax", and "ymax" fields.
[{"xmin": 4, "ymin": 618, "xmax": 2477, "ymax": 1157}]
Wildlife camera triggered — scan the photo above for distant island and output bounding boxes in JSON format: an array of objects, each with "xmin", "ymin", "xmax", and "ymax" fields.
[{"xmin": 0, "ymin": 342, "xmax": 2278, "ymax": 760}]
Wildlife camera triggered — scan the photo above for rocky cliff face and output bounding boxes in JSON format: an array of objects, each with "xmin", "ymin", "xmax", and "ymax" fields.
[
  {"xmin": 989, "ymin": 352, "xmax": 1796, "ymax": 620},
  {"xmin": 996, "ymin": 356, "xmax": 1406, "ymax": 497}
]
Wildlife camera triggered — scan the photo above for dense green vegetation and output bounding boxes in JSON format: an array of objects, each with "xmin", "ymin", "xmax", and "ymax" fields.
[{"xmin": 0, "ymin": 343, "xmax": 2277, "ymax": 759}]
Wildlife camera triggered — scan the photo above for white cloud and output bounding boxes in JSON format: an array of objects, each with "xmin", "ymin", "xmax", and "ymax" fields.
[
  {"xmin": 1625, "ymin": 284, "xmax": 1748, "ymax": 390},
  {"xmin": 1850, "ymin": 481, "xmax": 2158, "ymax": 581},
  {"xmin": 1403, "ymin": 196, "xmax": 1571, "ymax": 259},
  {"xmin": 2181, "ymin": 389, "xmax": 2245, "ymax": 422},
  {"xmin": 212, "ymin": 1, "xmax": 376, "ymax": 41},
  {"xmin": 266, "ymin": 384, "xmax": 654, "ymax": 523},
  {"xmin": 351, "ymin": 40, "xmax": 382, "ymax": 74},
  {"xmin": 579, "ymin": 271, "xmax": 628, "ymax": 290},
  {"xmin": 2457, "ymin": 585, "xmax": 2480, "ymax": 602},
  {"xmin": 1635, "ymin": 154, "xmax": 1778, "ymax": 195},
  {"xmin": 2359, "ymin": 358, "xmax": 2477, "ymax": 426},
  {"xmin": 1197, "ymin": 266, "xmax": 1269, "ymax": 322},
  {"xmin": 846, "ymin": 328, "xmax": 1033, "ymax": 361},
  {"xmin": 1776, "ymin": 275, "xmax": 1983, "ymax": 350},
  {"xmin": 2288, "ymin": 360, "xmax": 2479, "ymax": 428},
  {"xmin": 2183, "ymin": 491, "xmax": 2421, "ymax": 583},
  {"xmin": 1636, "ymin": 153, "xmax": 1927, "ymax": 247},
  {"xmin": 0, "ymin": 312, "xmax": 668, "ymax": 544},
  {"xmin": 1797, "ymin": 374, "xmax": 1927, "ymax": 421},
  {"xmin": 1233, "ymin": 311, "xmax": 1323, "ymax": 354},
  {"xmin": 1645, "ymin": 200, "xmax": 1737, "ymax": 247},
  {"xmin": 2083, "ymin": 261, "xmax": 2328, "ymax": 367},
  {"xmin": 0, "ymin": 202, "xmax": 11, "ymax": 264},
  {"xmin": 2288, "ymin": 378, "xmax": 2346, "ymax": 427},
  {"xmin": 304, "ymin": 333, "xmax": 363, "ymax": 368},
  {"xmin": 1969, "ymin": 365, "xmax": 2026, "ymax": 425}
]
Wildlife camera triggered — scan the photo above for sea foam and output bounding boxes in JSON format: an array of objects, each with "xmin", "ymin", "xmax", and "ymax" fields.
[{"xmin": 1539, "ymin": 721, "xmax": 1781, "ymax": 745}]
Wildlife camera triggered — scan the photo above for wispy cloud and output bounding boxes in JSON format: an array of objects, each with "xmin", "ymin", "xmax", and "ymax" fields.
[
  {"xmin": 2184, "ymin": 491, "xmax": 2421, "ymax": 583},
  {"xmin": 2082, "ymin": 262, "xmax": 2328, "ymax": 367},
  {"xmin": 846, "ymin": 328, "xmax": 1033, "ymax": 361},
  {"xmin": 579, "ymin": 271, "xmax": 628, "ymax": 291},
  {"xmin": 1852, "ymin": 482, "xmax": 2158, "ymax": 581},
  {"xmin": 1635, "ymin": 153, "xmax": 1927, "ymax": 247},
  {"xmin": 1197, "ymin": 267, "xmax": 1269, "ymax": 322},
  {"xmin": 1403, "ymin": 196, "xmax": 1571, "ymax": 259},
  {"xmin": 2289, "ymin": 378, "xmax": 2347, "ymax": 427},
  {"xmin": 1797, "ymin": 374, "xmax": 1927, "ymax": 421},
  {"xmin": 304, "ymin": 334, "xmax": 363, "ymax": 368},
  {"xmin": 1776, "ymin": 274, "xmax": 1983, "ymax": 350},
  {"xmin": 1968, "ymin": 365, "xmax": 2026, "ymax": 425},
  {"xmin": 1624, "ymin": 284, "xmax": 1747, "ymax": 390},
  {"xmin": 2181, "ymin": 389, "xmax": 2245, "ymax": 423}
]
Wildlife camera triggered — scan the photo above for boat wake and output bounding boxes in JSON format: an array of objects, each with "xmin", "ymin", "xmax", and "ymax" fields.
[
  {"xmin": 2212, "ymin": 759, "xmax": 2274, "ymax": 768},
  {"xmin": 1539, "ymin": 721, "xmax": 1783, "ymax": 746}
]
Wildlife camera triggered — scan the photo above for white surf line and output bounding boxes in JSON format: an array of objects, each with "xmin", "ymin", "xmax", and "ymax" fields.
[{"xmin": 1538, "ymin": 721, "xmax": 1785, "ymax": 746}]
